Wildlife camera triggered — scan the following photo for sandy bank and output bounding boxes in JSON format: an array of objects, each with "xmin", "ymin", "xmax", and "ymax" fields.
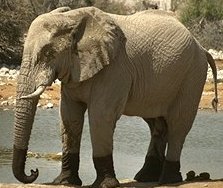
[{"xmin": 1, "ymin": 180, "xmax": 223, "ymax": 188}]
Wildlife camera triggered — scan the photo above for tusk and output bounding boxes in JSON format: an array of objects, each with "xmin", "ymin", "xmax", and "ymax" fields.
[{"xmin": 20, "ymin": 86, "xmax": 47, "ymax": 99}]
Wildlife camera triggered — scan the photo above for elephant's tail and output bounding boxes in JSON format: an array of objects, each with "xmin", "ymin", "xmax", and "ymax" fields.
[{"xmin": 206, "ymin": 51, "xmax": 218, "ymax": 112}]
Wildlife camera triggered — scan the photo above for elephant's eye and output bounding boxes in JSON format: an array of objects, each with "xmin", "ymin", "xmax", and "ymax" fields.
[
  {"xmin": 41, "ymin": 44, "xmax": 56, "ymax": 62},
  {"xmin": 44, "ymin": 50, "xmax": 53, "ymax": 57}
]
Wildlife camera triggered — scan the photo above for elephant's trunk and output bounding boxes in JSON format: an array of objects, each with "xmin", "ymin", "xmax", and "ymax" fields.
[
  {"xmin": 12, "ymin": 62, "xmax": 40, "ymax": 183},
  {"xmin": 12, "ymin": 146, "xmax": 39, "ymax": 183}
]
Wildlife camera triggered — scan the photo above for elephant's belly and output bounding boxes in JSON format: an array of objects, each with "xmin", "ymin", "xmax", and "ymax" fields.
[{"xmin": 123, "ymin": 100, "xmax": 168, "ymax": 118}]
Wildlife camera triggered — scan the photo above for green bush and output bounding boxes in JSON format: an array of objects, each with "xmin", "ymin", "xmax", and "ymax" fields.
[{"xmin": 179, "ymin": 0, "xmax": 223, "ymax": 24}]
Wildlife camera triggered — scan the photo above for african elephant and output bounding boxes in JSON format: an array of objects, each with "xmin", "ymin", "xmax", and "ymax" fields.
[{"xmin": 13, "ymin": 6, "xmax": 218, "ymax": 187}]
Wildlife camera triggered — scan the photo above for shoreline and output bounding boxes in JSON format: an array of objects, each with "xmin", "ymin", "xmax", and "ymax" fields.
[{"xmin": 1, "ymin": 179, "xmax": 223, "ymax": 188}]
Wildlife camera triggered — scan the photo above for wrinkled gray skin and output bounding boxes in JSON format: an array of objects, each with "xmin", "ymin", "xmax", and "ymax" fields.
[{"xmin": 13, "ymin": 7, "xmax": 218, "ymax": 187}]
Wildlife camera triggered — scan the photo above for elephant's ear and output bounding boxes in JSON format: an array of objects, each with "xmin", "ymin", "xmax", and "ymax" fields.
[{"xmin": 71, "ymin": 8, "xmax": 126, "ymax": 82}]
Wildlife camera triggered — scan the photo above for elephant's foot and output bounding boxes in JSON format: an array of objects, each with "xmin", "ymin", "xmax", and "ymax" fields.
[
  {"xmin": 159, "ymin": 160, "xmax": 182, "ymax": 184},
  {"xmin": 53, "ymin": 171, "xmax": 82, "ymax": 185},
  {"xmin": 92, "ymin": 155, "xmax": 120, "ymax": 188},
  {"xmin": 134, "ymin": 155, "xmax": 163, "ymax": 182},
  {"xmin": 52, "ymin": 152, "xmax": 82, "ymax": 186},
  {"xmin": 92, "ymin": 175, "xmax": 120, "ymax": 188}
]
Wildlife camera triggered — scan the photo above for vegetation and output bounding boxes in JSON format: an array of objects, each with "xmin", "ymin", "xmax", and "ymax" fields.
[
  {"xmin": 0, "ymin": 0, "xmax": 223, "ymax": 65},
  {"xmin": 177, "ymin": 0, "xmax": 223, "ymax": 51},
  {"xmin": 28, "ymin": 0, "xmax": 131, "ymax": 15},
  {"xmin": 0, "ymin": 0, "xmax": 131, "ymax": 65},
  {"xmin": 179, "ymin": 0, "xmax": 223, "ymax": 24}
]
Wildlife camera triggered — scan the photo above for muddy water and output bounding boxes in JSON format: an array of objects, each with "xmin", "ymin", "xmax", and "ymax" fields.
[{"xmin": 0, "ymin": 108, "xmax": 223, "ymax": 185}]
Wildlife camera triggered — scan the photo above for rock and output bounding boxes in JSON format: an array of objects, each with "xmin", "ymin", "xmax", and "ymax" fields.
[
  {"xmin": 53, "ymin": 79, "xmax": 61, "ymax": 85},
  {"xmin": 8, "ymin": 96, "xmax": 13, "ymax": 100},
  {"xmin": 27, "ymin": 151, "xmax": 41, "ymax": 158},
  {"xmin": 9, "ymin": 69, "xmax": 17, "ymax": 75},
  {"xmin": 46, "ymin": 102, "xmax": 54, "ymax": 109},
  {"xmin": 0, "ymin": 67, "xmax": 9, "ymax": 75},
  {"xmin": 27, "ymin": 151, "xmax": 62, "ymax": 161},
  {"xmin": 40, "ymin": 93, "xmax": 51, "ymax": 100},
  {"xmin": 57, "ymin": 152, "xmax": 62, "ymax": 156},
  {"xmin": 1, "ymin": 101, "xmax": 9, "ymax": 106},
  {"xmin": 8, "ymin": 99, "xmax": 16, "ymax": 106},
  {"xmin": 0, "ymin": 82, "xmax": 6, "ymax": 86},
  {"xmin": 199, "ymin": 172, "xmax": 210, "ymax": 180},
  {"xmin": 12, "ymin": 99, "xmax": 16, "ymax": 106},
  {"xmin": 206, "ymin": 66, "xmax": 223, "ymax": 82},
  {"xmin": 186, "ymin": 170, "xmax": 196, "ymax": 181},
  {"xmin": 218, "ymin": 70, "xmax": 223, "ymax": 82},
  {"xmin": 208, "ymin": 49, "xmax": 223, "ymax": 60},
  {"xmin": 0, "ymin": 65, "xmax": 19, "ymax": 80},
  {"xmin": 45, "ymin": 153, "xmax": 62, "ymax": 161}
]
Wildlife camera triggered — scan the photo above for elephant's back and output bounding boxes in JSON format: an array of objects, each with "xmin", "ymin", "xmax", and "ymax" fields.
[
  {"xmin": 111, "ymin": 11, "xmax": 199, "ymax": 81},
  {"xmin": 111, "ymin": 10, "xmax": 197, "ymax": 84},
  {"xmin": 111, "ymin": 11, "xmax": 205, "ymax": 117},
  {"xmin": 110, "ymin": 10, "xmax": 193, "ymax": 59}
]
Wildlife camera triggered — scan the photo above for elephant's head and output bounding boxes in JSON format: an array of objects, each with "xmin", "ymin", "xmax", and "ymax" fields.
[{"xmin": 13, "ymin": 7, "xmax": 125, "ymax": 183}]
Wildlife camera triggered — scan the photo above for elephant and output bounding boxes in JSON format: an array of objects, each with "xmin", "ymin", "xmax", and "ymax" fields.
[{"xmin": 12, "ymin": 6, "xmax": 218, "ymax": 187}]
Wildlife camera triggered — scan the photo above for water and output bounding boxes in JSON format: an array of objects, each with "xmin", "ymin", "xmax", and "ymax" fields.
[{"xmin": 0, "ymin": 108, "xmax": 223, "ymax": 185}]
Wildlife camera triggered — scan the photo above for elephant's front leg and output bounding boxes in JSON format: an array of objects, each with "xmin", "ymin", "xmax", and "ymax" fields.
[
  {"xmin": 134, "ymin": 117, "xmax": 167, "ymax": 182},
  {"xmin": 87, "ymin": 69, "xmax": 130, "ymax": 188},
  {"xmin": 89, "ymin": 110, "xmax": 120, "ymax": 188},
  {"xmin": 53, "ymin": 97, "xmax": 86, "ymax": 185}
]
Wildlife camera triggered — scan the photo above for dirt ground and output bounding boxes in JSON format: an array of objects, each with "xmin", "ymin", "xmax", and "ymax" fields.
[
  {"xmin": 1, "ymin": 180, "xmax": 223, "ymax": 188},
  {"xmin": 1, "ymin": 60, "xmax": 223, "ymax": 110}
]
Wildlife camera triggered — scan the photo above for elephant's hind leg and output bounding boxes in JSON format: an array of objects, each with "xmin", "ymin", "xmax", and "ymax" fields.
[
  {"xmin": 134, "ymin": 117, "xmax": 167, "ymax": 182},
  {"xmin": 159, "ymin": 65, "xmax": 206, "ymax": 184}
]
